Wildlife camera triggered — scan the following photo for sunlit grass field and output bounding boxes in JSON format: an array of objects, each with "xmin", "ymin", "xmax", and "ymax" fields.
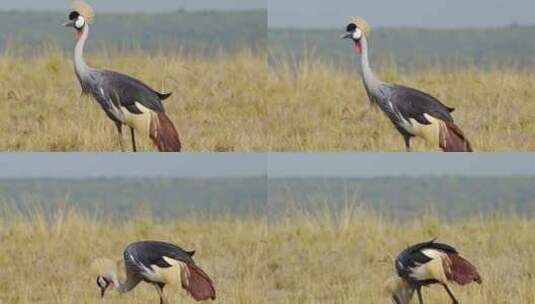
[
  {"xmin": 1, "ymin": 205, "xmax": 534, "ymax": 303},
  {"xmin": 3, "ymin": 49, "xmax": 535, "ymax": 151},
  {"xmin": 268, "ymin": 56, "xmax": 535, "ymax": 151},
  {"xmin": 0, "ymin": 49, "xmax": 267, "ymax": 152}
]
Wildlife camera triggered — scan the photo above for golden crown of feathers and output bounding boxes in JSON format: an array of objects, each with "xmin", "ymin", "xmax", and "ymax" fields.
[
  {"xmin": 71, "ymin": 1, "xmax": 95, "ymax": 24},
  {"xmin": 90, "ymin": 258, "xmax": 117, "ymax": 276},
  {"xmin": 349, "ymin": 16, "xmax": 370, "ymax": 36}
]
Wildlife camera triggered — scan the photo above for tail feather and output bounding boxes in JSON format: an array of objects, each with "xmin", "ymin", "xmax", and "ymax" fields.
[
  {"xmin": 446, "ymin": 254, "xmax": 482, "ymax": 285},
  {"xmin": 439, "ymin": 121, "xmax": 473, "ymax": 152},
  {"xmin": 150, "ymin": 112, "xmax": 181, "ymax": 152},
  {"xmin": 158, "ymin": 92, "xmax": 173, "ymax": 100},
  {"xmin": 182, "ymin": 264, "xmax": 216, "ymax": 301}
]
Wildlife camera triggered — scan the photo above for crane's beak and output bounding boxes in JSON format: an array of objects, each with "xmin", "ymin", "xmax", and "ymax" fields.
[
  {"xmin": 341, "ymin": 32, "xmax": 352, "ymax": 39},
  {"xmin": 63, "ymin": 21, "xmax": 75, "ymax": 28},
  {"xmin": 100, "ymin": 286, "xmax": 107, "ymax": 298}
]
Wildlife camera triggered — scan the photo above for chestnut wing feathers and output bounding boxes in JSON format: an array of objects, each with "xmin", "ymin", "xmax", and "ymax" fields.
[
  {"xmin": 446, "ymin": 254, "xmax": 482, "ymax": 285},
  {"xmin": 185, "ymin": 263, "xmax": 217, "ymax": 300}
]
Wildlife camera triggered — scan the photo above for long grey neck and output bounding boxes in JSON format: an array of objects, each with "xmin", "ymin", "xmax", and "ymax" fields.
[
  {"xmin": 110, "ymin": 272, "xmax": 137, "ymax": 294},
  {"xmin": 359, "ymin": 36, "xmax": 381, "ymax": 94},
  {"xmin": 74, "ymin": 25, "xmax": 91, "ymax": 80}
]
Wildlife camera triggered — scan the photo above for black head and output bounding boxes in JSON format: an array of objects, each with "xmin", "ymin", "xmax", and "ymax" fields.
[
  {"xmin": 64, "ymin": 11, "xmax": 86, "ymax": 30},
  {"xmin": 343, "ymin": 23, "xmax": 363, "ymax": 41},
  {"xmin": 69, "ymin": 11, "xmax": 80, "ymax": 21},
  {"xmin": 96, "ymin": 276, "xmax": 110, "ymax": 298}
]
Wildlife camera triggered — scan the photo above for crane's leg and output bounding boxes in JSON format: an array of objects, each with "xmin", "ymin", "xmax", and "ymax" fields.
[
  {"xmin": 403, "ymin": 135, "xmax": 412, "ymax": 152},
  {"xmin": 115, "ymin": 122, "xmax": 125, "ymax": 152},
  {"xmin": 154, "ymin": 283, "xmax": 168, "ymax": 304},
  {"xmin": 416, "ymin": 286, "xmax": 424, "ymax": 304},
  {"xmin": 130, "ymin": 127, "xmax": 137, "ymax": 152},
  {"xmin": 441, "ymin": 283, "xmax": 459, "ymax": 304}
]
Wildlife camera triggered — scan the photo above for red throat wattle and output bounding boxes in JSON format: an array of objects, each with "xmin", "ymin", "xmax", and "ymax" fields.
[
  {"xmin": 354, "ymin": 41, "xmax": 362, "ymax": 54},
  {"xmin": 75, "ymin": 30, "xmax": 82, "ymax": 41}
]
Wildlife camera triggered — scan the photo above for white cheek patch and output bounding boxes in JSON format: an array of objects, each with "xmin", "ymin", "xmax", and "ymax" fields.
[
  {"xmin": 75, "ymin": 16, "xmax": 85, "ymax": 29},
  {"xmin": 98, "ymin": 277, "xmax": 106, "ymax": 287},
  {"xmin": 353, "ymin": 28, "xmax": 362, "ymax": 40}
]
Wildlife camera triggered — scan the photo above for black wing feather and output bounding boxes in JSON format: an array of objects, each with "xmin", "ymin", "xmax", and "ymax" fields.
[
  {"xmin": 125, "ymin": 241, "xmax": 196, "ymax": 270},
  {"xmin": 395, "ymin": 240, "xmax": 458, "ymax": 278},
  {"xmin": 124, "ymin": 104, "xmax": 143, "ymax": 115},
  {"xmin": 389, "ymin": 84, "xmax": 455, "ymax": 124},
  {"xmin": 101, "ymin": 71, "xmax": 169, "ymax": 113}
]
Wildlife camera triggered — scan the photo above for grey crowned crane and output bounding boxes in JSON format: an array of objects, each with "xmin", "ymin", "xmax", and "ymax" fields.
[
  {"xmin": 386, "ymin": 240, "xmax": 482, "ymax": 304},
  {"xmin": 342, "ymin": 17, "xmax": 472, "ymax": 152},
  {"xmin": 64, "ymin": 1, "xmax": 181, "ymax": 152},
  {"xmin": 91, "ymin": 241, "xmax": 216, "ymax": 304}
]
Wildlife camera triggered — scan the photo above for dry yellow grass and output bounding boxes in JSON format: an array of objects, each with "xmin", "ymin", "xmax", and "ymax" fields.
[
  {"xmin": 0, "ymin": 49, "xmax": 267, "ymax": 152},
  {"xmin": 268, "ymin": 57, "xmax": 535, "ymax": 151},
  {"xmin": 4, "ymin": 50, "xmax": 535, "ymax": 151},
  {"xmin": 1, "ymin": 206, "xmax": 534, "ymax": 303}
]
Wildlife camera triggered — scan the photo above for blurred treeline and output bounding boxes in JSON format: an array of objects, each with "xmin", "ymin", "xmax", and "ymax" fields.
[
  {"xmin": 1, "ymin": 176, "xmax": 535, "ymax": 219},
  {"xmin": 269, "ymin": 25, "xmax": 535, "ymax": 71},
  {"xmin": 0, "ymin": 10, "xmax": 266, "ymax": 56}
]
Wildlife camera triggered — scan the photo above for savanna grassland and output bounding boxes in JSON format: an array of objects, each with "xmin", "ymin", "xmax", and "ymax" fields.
[
  {"xmin": 267, "ymin": 58, "xmax": 535, "ymax": 151},
  {"xmin": 4, "ymin": 50, "xmax": 535, "ymax": 152},
  {"xmin": 0, "ymin": 49, "xmax": 267, "ymax": 151},
  {"xmin": 1, "ymin": 206, "xmax": 534, "ymax": 303}
]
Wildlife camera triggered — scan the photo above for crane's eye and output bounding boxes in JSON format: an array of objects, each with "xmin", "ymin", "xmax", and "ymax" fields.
[
  {"xmin": 352, "ymin": 28, "xmax": 362, "ymax": 40},
  {"xmin": 75, "ymin": 16, "xmax": 86, "ymax": 29}
]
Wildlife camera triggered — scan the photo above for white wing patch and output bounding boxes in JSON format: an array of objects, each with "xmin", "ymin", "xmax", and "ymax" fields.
[
  {"xmin": 406, "ymin": 113, "xmax": 441, "ymax": 147},
  {"xmin": 408, "ymin": 249, "xmax": 449, "ymax": 283},
  {"xmin": 150, "ymin": 256, "xmax": 188, "ymax": 286},
  {"xmin": 122, "ymin": 102, "xmax": 153, "ymax": 135}
]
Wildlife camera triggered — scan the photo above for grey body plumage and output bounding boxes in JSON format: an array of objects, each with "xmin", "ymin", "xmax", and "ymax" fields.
[
  {"xmin": 368, "ymin": 82, "xmax": 455, "ymax": 143},
  {"xmin": 65, "ymin": 7, "xmax": 180, "ymax": 152},
  {"xmin": 79, "ymin": 69, "xmax": 169, "ymax": 124},
  {"xmin": 119, "ymin": 241, "xmax": 195, "ymax": 294},
  {"xmin": 343, "ymin": 20, "xmax": 471, "ymax": 152}
]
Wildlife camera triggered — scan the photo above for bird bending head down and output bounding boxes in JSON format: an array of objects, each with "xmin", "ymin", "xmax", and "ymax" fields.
[
  {"xmin": 389, "ymin": 240, "xmax": 482, "ymax": 304},
  {"xmin": 91, "ymin": 258, "xmax": 119, "ymax": 298},
  {"xmin": 385, "ymin": 276, "xmax": 413, "ymax": 304},
  {"xmin": 342, "ymin": 16, "xmax": 371, "ymax": 53}
]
